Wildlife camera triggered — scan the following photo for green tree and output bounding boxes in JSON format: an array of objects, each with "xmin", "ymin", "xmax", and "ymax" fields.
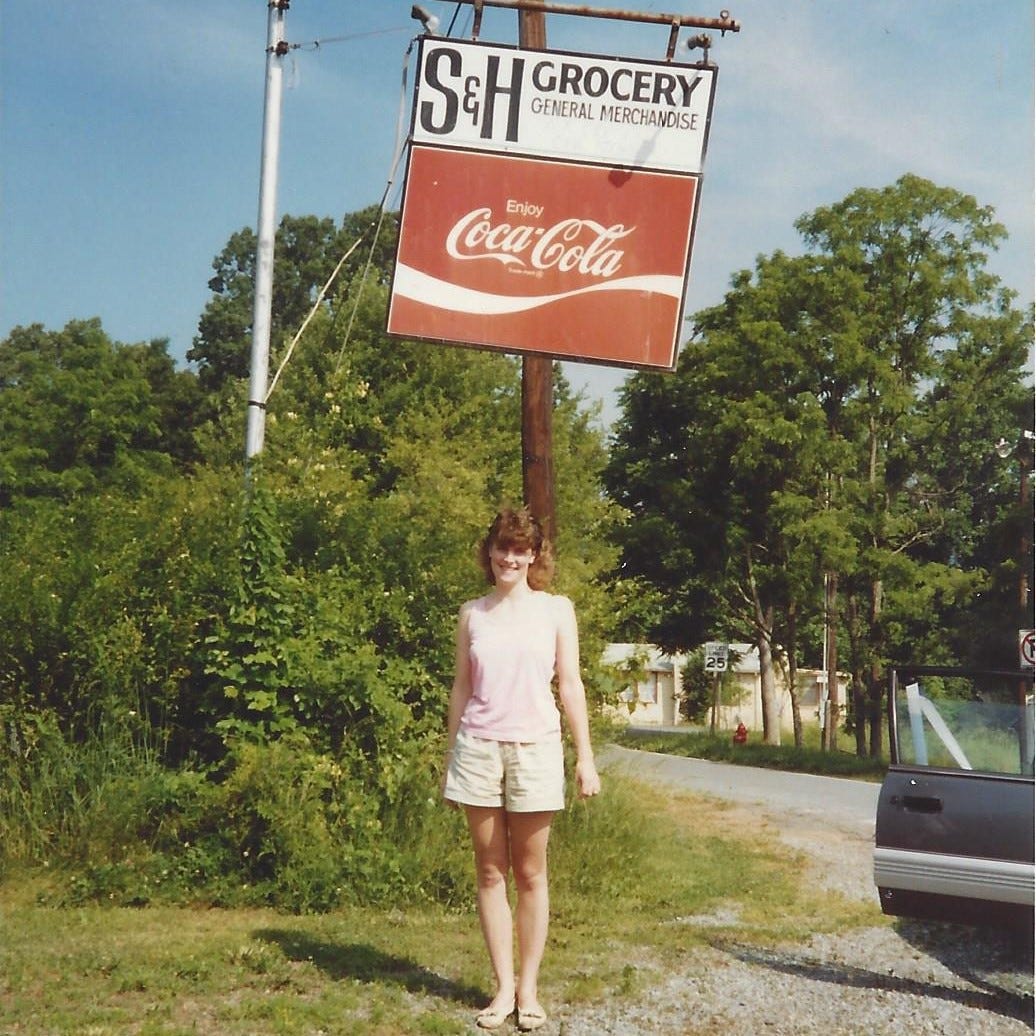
[
  {"xmin": 0, "ymin": 200, "xmax": 627, "ymax": 905},
  {"xmin": 189, "ymin": 208, "xmax": 398, "ymax": 393},
  {"xmin": 607, "ymin": 176, "xmax": 1032, "ymax": 752},
  {"xmin": 0, "ymin": 320, "xmax": 205, "ymax": 504},
  {"xmin": 796, "ymin": 175, "xmax": 1031, "ymax": 752},
  {"xmin": 185, "ymin": 241, "xmax": 625, "ymax": 752},
  {"xmin": 0, "ymin": 468, "xmax": 242, "ymax": 749},
  {"xmin": 607, "ymin": 251, "xmax": 854, "ymax": 745}
]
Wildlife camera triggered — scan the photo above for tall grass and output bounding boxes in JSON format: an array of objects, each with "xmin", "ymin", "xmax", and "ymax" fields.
[
  {"xmin": 0, "ymin": 709, "xmax": 165, "ymax": 868},
  {"xmin": 1, "ymin": 711, "xmax": 474, "ymax": 911}
]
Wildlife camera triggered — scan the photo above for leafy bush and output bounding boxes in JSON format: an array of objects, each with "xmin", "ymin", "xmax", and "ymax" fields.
[
  {"xmin": 15, "ymin": 728, "xmax": 472, "ymax": 913},
  {"xmin": 0, "ymin": 293, "xmax": 625, "ymax": 911}
]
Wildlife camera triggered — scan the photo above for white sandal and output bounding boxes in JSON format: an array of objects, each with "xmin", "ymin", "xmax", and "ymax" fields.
[
  {"xmin": 517, "ymin": 1005, "xmax": 548, "ymax": 1031},
  {"xmin": 476, "ymin": 999, "xmax": 515, "ymax": 1030}
]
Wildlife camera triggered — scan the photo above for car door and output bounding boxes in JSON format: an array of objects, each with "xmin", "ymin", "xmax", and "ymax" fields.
[{"xmin": 873, "ymin": 666, "xmax": 1035, "ymax": 928}]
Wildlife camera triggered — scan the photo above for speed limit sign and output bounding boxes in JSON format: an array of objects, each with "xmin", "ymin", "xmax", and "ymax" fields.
[
  {"xmin": 704, "ymin": 642, "xmax": 729, "ymax": 673},
  {"xmin": 1020, "ymin": 629, "xmax": 1035, "ymax": 669}
]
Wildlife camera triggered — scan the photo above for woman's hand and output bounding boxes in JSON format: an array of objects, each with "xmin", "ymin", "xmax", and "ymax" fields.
[
  {"xmin": 441, "ymin": 756, "xmax": 459, "ymax": 809},
  {"xmin": 575, "ymin": 758, "xmax": 601, "ymax": 799}
]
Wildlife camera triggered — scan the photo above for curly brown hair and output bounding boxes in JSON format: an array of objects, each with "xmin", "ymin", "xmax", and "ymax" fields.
[{"xmin": 478, "ymin": 507, "xmax": 555, "ymax": 590}]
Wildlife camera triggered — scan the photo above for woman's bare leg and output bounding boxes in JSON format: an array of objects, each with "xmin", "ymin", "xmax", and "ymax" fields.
[
  {"xmin": 465, "ymin": 805, "xmax": 516, "ymax": 1012},
  {"xmin": 507, "ymin": 810, "xmax": 554, "ymax": 1013}
]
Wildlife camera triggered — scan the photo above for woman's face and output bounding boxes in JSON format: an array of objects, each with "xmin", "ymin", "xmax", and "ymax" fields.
[{"xmin": 489, "ymin": 540, "xmax": 536, "ymax": 587}]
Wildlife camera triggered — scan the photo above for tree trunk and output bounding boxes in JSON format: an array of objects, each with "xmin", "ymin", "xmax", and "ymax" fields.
[
  {"xmin": 744, "ymin": 549, "xmax": 781, "ymax": 745},
  {"xmin": 786, "ymin": 603, "xmax": 803, "ymax": 747},
  {"xmin": 868, "ymin": 663, "xmax": 884, "ymax": 757},
  {"xmin": 845, "ymin": 595, "xmax": 868, "ymax": 756},
  {"xmin": 862, "ymin": 406, "xmax": 888, "ymax": 759},
  {"xmin": 852, "ymin": 677, "xmax": 867, "ymax": 756},
  {"xmin": 758, "ymin": 623, "xmax": 781, "ymax": 745},
  {"xmin": 788, "ymin": 683, "xmax": 803, "ymax": 747},
  {"xmin": 823, "ymin": 572, "xmax": 839, "ymax": 751},
  {"xmin": 867, "ymin": 577, "xmax": 884, "ymax": 757},
  {"xmin": 709, "ymin": 674, "xmax": 721, "ymax": 736}
]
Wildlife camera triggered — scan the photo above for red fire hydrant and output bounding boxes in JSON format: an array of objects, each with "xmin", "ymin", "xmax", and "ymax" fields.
[{"xmin": 732, "ymin": 722, "xmax": 747, "ymax": 745}]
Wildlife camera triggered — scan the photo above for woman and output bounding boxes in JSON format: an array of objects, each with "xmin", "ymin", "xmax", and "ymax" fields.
[{"xmin": 443, "ymin": 508, "xmax": 601, "ymax": 1032}]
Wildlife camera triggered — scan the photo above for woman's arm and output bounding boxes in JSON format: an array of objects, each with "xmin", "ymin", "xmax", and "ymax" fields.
[
  {"xmin": 441, "ymin": 602, "xmax": 475, "ymax": 806},
  {"xmin": 555, "ymin": 596, "xmax": 601, "ymax": 799},
  {"xmin": 446, "ymin": 601, "xmax": 475, "ymax": 751}
]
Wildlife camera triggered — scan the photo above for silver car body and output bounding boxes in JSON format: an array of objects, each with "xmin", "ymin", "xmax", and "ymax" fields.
[{"xmin": 873, "ymin": 666, "xmax": 1035, "ymax": 928}]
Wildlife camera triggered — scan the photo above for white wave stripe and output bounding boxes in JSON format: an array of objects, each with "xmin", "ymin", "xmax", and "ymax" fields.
[{"xmin": 394, "ymin": 264, "xmax": 684, "ymax": 316}]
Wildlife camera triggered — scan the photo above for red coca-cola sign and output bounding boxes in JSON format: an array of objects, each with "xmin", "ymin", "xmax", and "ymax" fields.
[{"xmin": 387, "ymin": 145, "xmax": 699, "ymax": 369}]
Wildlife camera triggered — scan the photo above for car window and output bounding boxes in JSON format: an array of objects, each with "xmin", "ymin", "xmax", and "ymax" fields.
[{"xmin": 891, "ymin": 670, "xmax": 1035, "ymax": 777}]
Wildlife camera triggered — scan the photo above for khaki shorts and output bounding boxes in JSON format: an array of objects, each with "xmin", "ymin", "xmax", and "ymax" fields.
[{"xmin": 444, "ymin": 729, "xmax": 565, "ymax": 813}]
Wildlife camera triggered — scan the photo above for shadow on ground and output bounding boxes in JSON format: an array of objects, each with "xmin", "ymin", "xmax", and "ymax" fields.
[
  {"xmin": 715, "ymin": 927, "xmax": 1034, "ymax": 1027},
  {"xmin": 254, "ymin": 927, "xmax": 485, "ymax": 1008},
  {"xmin": 895, "ymin": 918, "xmax": 1035, "ymax": 1004}
]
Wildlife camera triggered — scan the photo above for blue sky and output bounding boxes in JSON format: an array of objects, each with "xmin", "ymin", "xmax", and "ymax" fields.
[{"xmin": 2, "ymin": 1, "xmax": 1032, "ymax": 427}]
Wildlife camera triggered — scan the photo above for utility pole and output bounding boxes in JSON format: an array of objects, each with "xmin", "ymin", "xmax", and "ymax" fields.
[
  {"xmin": 245, "ymin": 1, "xmax": 290, "ymax": 465},
  {"xmin": 516, "ymin": 2, "xmax": 556, "ymax": 537},
  {"xmin": 1015, "ymin": 432, "xmax": 1034, "ymax": 619},
  {"xmin": 499, "ymin": 0, "xmax": 737, "ymax": 535},
  {"xmin": 995, "ymin": 431, "xmax": 1035, "ymax": 633}
]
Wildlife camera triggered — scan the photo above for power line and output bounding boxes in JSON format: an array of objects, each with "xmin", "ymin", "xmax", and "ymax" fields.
[{"xmin": 289, "ymin": 26, "xmax": 411, "ymax": 52}]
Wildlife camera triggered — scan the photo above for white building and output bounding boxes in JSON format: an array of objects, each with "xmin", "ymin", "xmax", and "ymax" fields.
[{"xmin": 601, "ymin": 642, "xmax": 848, "ymax": 733}]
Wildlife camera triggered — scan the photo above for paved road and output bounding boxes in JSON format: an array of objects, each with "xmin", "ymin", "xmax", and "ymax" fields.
[{"xmin": 598, "ymin": 743, "xmax": 880, "ymax": 840}]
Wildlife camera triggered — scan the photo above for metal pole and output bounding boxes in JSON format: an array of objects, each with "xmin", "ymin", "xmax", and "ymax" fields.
[
  {"xmin": 518, "ymin": 3, "xmax": 557, "ymax": 537},
  {"xmin": 245, "ymin": 1, "xmax": 289, "ymax": 464}
]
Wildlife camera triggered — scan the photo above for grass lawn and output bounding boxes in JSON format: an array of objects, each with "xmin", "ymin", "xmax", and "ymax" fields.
[
  {"xmin": 614, "ymin": 726, "xmax": 889, "ymax": 781},
  {"xmin": 0, "ymin": 778, "xmax": 881, "ymax": 1035}
]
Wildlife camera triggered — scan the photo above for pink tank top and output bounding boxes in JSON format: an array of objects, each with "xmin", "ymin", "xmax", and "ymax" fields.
[{"xmin": 460, "ymin": 592, "xmax": 562, "ymax": 742}]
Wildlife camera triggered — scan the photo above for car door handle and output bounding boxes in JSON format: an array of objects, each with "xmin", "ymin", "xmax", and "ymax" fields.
[{"xmin": 891, "ymin": 794, "xmax": 943, "ymax": 813}]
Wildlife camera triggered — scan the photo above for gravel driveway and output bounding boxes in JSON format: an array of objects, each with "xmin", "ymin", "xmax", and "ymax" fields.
[{"xmin": 549, "ymin": 745, "xmax": 1035, "ymax": 1036}]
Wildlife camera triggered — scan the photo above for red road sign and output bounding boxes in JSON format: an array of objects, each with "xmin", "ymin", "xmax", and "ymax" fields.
[{"xmin": 1019, "ymin": 629, "xmax": 1035, "ymax": 668}]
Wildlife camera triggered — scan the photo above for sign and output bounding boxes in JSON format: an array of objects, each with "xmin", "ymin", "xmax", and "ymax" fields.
[
  {"xmin": 1020, "ymin": 629, "xmax": 1035, "ymax": 669},
  {"xmin": 388, "ymin": 146, "xmax": 696, "ymax": 367},
  {"xmin": 410, "ymin": 39, "xmax": 716, "ymax": 172},
  {"xmin": 704, "ymin": 641, "xmax": 729, "ymax": 673},
  {"xmin": 387, "ymin": 38, "xmax": 718, "ymax": 370}
]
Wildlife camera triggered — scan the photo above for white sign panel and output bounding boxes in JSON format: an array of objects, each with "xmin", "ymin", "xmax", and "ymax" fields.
[
  {"xmin": 413, "ymin": 39, "xmax": 717, "ymax": 174},
  {"xmin": 704, "ymin": 641, "xmax": 729, "ymax": 673}
]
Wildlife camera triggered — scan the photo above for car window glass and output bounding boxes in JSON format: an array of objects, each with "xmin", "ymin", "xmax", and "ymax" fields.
[{"xmin": 892, "ymin": 673, "xmax": 1035, "ymax": 777}]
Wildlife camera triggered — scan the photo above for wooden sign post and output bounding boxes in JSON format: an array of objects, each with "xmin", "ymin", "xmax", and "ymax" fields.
[{"xmin": 517, "ymin": 3, "xmax": 555, "ymax": 535}]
